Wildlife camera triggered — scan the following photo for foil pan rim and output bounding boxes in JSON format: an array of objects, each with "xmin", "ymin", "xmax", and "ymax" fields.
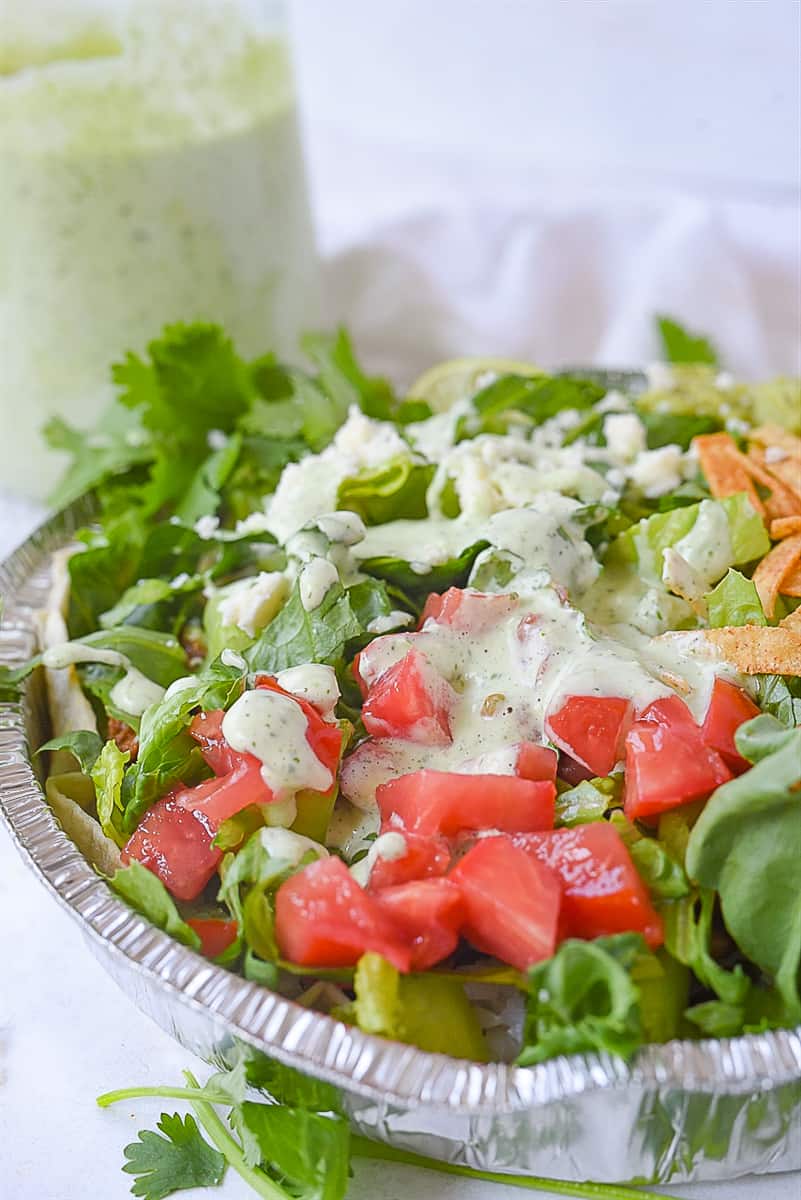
[{"xmin": 1, "ymin": 496, "xmax": 800, "ymax": 1117}]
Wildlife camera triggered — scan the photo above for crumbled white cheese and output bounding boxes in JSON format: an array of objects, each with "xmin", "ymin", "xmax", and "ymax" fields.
[
  {"xmin": 604, "ymin": 413, "xmax": 646, "ymax": 463},
  {"xmin": 765, "ymin": 445, "xmax": 789, "ymax": 464},
  {"xmin": 217, "ymin": 572, "xmax": 289, "ymax": 637},
  {"xmin": 645, "ymin": 362, "xmax": 675, "ymax": 392},
  {"xmin": 194, "ymin": 514, "xmax": 220, "ymax": 539},
  {"xmin": 207, "ymin": 428, "xmax": 228, "ymax": 451},
  {"xmin": 628, "ymin": 445, "xmax": 686, "ymax": 498}
]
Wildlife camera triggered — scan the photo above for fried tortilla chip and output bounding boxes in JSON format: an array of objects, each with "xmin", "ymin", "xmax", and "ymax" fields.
[
  {"xmin": 780, "ymin": 564, "xmax": 801, "ymax": 598},
  {"xmin": 781, "ymin": 606, "xmax": 801, "ymax": 633},
  {"xmin": 771, "ymin": 516, "xmax": 801, "ymax": 539},
  {"xmin": 703, "ymin": 624, "xmax": 801, "ymax": 675},
  {"xmin": 693, "ymin": 432, "xmax": 764, "ymax": 514},
  {"xmin": 742, "ymin": 446, "xmax": 801, "ymax": 518},
  {"xmin": 752, "ymin": 534, "xmax": 801, "ymax": 618}
]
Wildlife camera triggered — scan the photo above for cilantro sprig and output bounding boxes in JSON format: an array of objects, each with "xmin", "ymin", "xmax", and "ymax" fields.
[{"xmin": 98, "ymin": 1064, "xmax": 681, "ymax": 1200}]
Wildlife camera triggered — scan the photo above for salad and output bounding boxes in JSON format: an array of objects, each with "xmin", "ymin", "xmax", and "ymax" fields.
[{"xmin": 5, "ymin": 320, "xmax": 801, "ymax": 1066}]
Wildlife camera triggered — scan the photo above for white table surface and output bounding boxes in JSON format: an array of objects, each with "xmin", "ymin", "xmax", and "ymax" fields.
[{"xmin": 2, "ymin": 2, "xmax": 800, "ymax": 1196}]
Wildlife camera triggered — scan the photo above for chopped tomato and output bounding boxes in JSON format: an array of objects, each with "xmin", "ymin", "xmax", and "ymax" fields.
[
  {"xmin": 515, "ymin": 742, "xmax": 559, "ymax": 783},
  {"xmin": 639, "ymin": 694, "xmax": 697, "ymax": 729},
  {"xmin": 274, "ymin": 856, "xmax": 412, "ymax": 971},
  {"xmin": 448, "ymin": 837, "xmax": 561, "ymax": 971},
  {"xmin": 373, "ymin": 878, "xmax": 463, "ymax": 969},
  {"xmin": 175, "ymin": 756, "xmax": 273, "ymax": 829},
  {"xmin": 189, "ymin": 708, "xmax": 238, "ymax": 775},
  {"xmin": 377, "ymin": 770, "xmax": 555, "ymax": 837},
  {"xmin": 624, "ymin": 713, "xmax": 732, "ymax": 820},
  {"xmin": 122, "ymin": 795, "xmax": 222, "ymax": 901},
  {"xmin": 362, "ymin": 649, "xmax": 456, "ymax": 744},
  {"xmin": 701, "ymin": 678, "xmax": 760, "ymax": 774},
  {"xmin": 183, "ymin": 688, "xmax": 343, "ymax": 829},
  {"xmin": 511, "ymin": 823, "xmax": 663, "ymax": 948},
  {"xmin": 368, "ymin": 830, "xmax": 451, "ymax": 890},
  {"xmin": 187, "ymin": 917, "xmax": 239, "ymax": 959},
  {"xmin": 419, "ymin": 587, "xmax": 518, "ymax": 633},
  {"xmin": 545, "ymin": 695, "xmax": 633, "ymax": 777}
]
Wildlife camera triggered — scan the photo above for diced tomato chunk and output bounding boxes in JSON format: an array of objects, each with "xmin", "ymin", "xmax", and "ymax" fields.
[
  {"xmin": 419, "ymin": 588, "xmax": 518, "ymax": 633},
  {"xmin": 624, "ymin": 712, "xmax": 732, "ymax": 820},
  {"xmin": 377, "ymin": 770, "xmax": 555, "ymax": 837},
  {"xmin": 373, "ymin": 878, "xmax": 463, "ymax": 969},
  {"xmin": 122, "ymin": 795, "xmax": 222, "ymax": 901},
  {"xmin": 639, "ymin": 694, "xmax": 698, "ymax": 729},
  {"xmin": 545, "ymin": 695, "xmax": 633, "ymax": 777},
  {"xmin": 448, "ymin": 837, "xmax": 561, "ymax": 971},
  {"xmin": 187, "ymin": 917, "xmax": 239, "ymax": 959},
  {"xmin": 176, "ymin": 756, "xmax": 274, "ymax": 829},
  {"xmin": 511, "ymin": 823, "xmax": 663, "ymax": 948},
  {"xmin": 701, "ymin": 678, "xmax": 760, "ymax": 774},
  {"xmin": 189, "ymin": 708, "xmax": 238, "ymax": 775},
  {"xmin": 185, "ymin": 688, "xmax": 343, "ymax": 829},
  {"xmin": 515, "ymin": 742, "xmax": 559, "ymax": 782},
  {"xmin": 362, "ymin": 649, "xmax": 456, "ymax": 745},
  {"xmin": 368, "ymin": 830, "xmax": 451, "ymax": 890},
  {"xmin": 274, "ymin": 857, "xmax": 412, "ymax": 971}
]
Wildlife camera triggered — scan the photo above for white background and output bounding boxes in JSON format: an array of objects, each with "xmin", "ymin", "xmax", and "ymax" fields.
[{"xmin": 2, "ymin": 1, "xmax": 800, "ymax": 1197}]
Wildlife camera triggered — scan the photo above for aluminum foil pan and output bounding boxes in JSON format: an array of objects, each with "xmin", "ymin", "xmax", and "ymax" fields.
[{"xmin": 1, "ymin": 497, "xmax": 800, "ymax": 1186}]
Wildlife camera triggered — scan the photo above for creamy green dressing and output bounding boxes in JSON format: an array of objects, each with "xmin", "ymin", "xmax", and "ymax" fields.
[
  {"xmin": 221, "ymin": 688, "xmax": 333, "ymax": 799},
  {"xmin": 41, "ymin": 641, "xmax": 164, "ymax": 715}
]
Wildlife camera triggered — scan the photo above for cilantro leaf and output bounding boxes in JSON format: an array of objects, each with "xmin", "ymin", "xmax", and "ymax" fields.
[
  {"xmin": 656, "ymin": 315, "xmax": 719, "ymax": 366},
  {"xmin": 122, "ymin": 1112, "xmax": 226, "ymax": 1200},
  {"xmin": 234, "ymin": 1103, "xmax": 350, "ymax": 1200}
]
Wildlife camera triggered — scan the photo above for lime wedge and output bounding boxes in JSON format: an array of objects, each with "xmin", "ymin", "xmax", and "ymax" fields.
[{"xmin": 409, "ymin": 357, "xmax": 543, "ymax": 413}]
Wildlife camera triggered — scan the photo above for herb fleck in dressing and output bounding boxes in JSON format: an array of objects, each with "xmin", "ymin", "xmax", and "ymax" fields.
[{"xmin": 222, "ymin": 688, "xmax": 333, "ymax": 799}]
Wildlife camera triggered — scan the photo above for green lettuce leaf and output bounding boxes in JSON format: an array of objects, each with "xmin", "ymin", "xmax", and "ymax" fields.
[
  {"xmin": 91, "ymin": 738, "xmax": 129, "ymax": 846},
  {"xmin": 38, "ymin": 730, "xmax": 104, "ymax": 773},
  {"xmin": 685, "ymin": 716, "xmax": 801, "ymax": 1023},
  {"xmin": 109, "ymin": 862, "xmax": 201, "ymax": 950},
  {"xmin": 662, "ymin": 888, "xmax": 749, "ymax": 1013},
  {"xmin": 518, "ymin": 933, "xmax": 646, "ymax": 1065},
  {"xmin": 124, "ymin": 658, "xmax": 246, "ymax": 831},
  {"xmin": 606, "ymin": 493, "xmax": 769, "ymax": 584},
  {"xmin": 246, "ymin": 582, "xmax": 362, "ymax": 674},
  {"xmin": 705, "ymin": 568, "xmax": 767, "ymax": 628},
  {"xmin": 336, "ymin": 457, "xmax": 434, "ymax": 525},
  {"xmin": 359, "ymin": 538, "xmax": 490, "ymax": 598}
]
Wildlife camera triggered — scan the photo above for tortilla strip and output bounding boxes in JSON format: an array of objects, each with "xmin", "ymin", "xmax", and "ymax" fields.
[
  {"xmin": 780, "ymin": 607, "xmax": 801, "ymax": 633},
  {"xmin": 693, "ymin": 433, "xmax": 764, "ymax": 514},
  {"xmin": 765, "ymin": 456, "xmax": 801, "ymax": 502},
  {"xmin": 780, "ymin": 564, "xmax": 801, "ymax": 598},
  {"xmin": 752, "ymin": 534, "xmax": 801, "ymax": 618},
  {"xmin": 703, "ymin": 624, "xmax": 801, "ymax": 675},
  {"xmin": 743, "ymin": 446, "xmax": 801, "ymax": 518},
  {"xmin": 770, "ymin": 516, "xmax": 801, "ymax": 539}
]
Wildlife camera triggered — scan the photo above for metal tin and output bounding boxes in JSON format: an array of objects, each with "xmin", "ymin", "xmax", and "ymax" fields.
[{"xmin": 1, "ymin": 497, "xmax": 800, "ymax": 1186}]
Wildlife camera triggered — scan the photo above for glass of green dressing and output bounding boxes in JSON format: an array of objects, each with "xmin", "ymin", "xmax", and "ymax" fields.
[{"xmin": 0, "ymin": 0, "xmax": 318, "ymax": 497}]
